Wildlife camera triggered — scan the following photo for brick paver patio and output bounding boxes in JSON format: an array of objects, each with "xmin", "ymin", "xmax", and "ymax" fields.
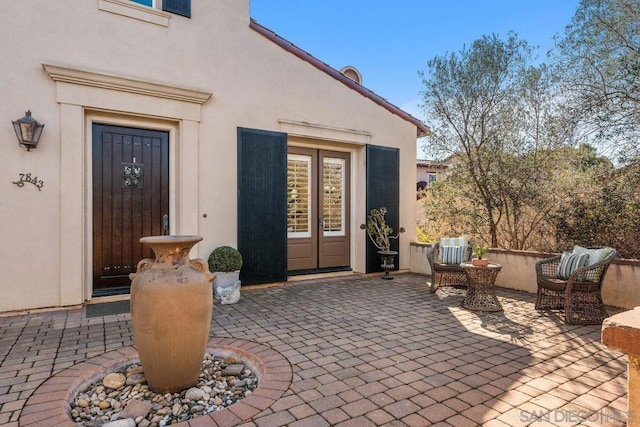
[{"xmin": 0, "ymin": 273, "xmax": 628, "ymax": 426}]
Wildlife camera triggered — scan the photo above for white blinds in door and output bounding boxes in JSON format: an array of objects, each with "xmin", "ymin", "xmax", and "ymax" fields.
[
  {"xmin": 287, "ymin": 154, "xmax": 312, "ymax": 237},
  {"xmin": 323, "ymin": 157, "xmax": 345, "ymax": 236}
]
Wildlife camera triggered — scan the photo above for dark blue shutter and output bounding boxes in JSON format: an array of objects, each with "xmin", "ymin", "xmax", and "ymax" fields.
[
  {"xmin": 237, "ymin": 127, "xmax": 288, "ymax": 285},
  {"xmin": 163, "ymin": 0, "xmax": 190, "ymax": 17},
  {"xmin": 365, "ymin": 145, "xmax": 400, "ymax": 273}
]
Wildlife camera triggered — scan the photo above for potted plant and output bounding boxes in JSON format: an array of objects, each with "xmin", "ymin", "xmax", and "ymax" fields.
[
  {"xmin": 472, "ymin": 245, "xmax": 489, "ymax": 267},
  {"xmin": 208, "ymin": 246, "xmax": 243, "ymax": 304},
  {"xmin": 360, "ymin": 207, "xmax": 405, "ymax": 280}
]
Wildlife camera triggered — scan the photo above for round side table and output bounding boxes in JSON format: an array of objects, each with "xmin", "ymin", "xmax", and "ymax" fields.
[{"xmin": 460, "ymin": 262, "xmax": 503, "ymax": 312}]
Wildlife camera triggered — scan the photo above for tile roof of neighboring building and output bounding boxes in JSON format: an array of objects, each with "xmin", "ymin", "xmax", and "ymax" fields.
[
  {"xmin": 250, "ymin": 19, "xmax": 429, "ymax": 137},
  {"xmin": 417, "ymin": 159, "xmax": 447, "ymax": 168}
]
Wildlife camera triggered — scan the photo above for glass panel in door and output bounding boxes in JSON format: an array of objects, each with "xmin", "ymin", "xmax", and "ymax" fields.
[
  {"xmin": 287, "ymin": 148, "xmax": 318, "ymax": 270},
  {"xmin": 319, "ymin": 151, "xmax": 350, "ymax": 268}
]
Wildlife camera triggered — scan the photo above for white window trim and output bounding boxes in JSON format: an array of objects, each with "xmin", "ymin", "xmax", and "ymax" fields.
[
  {"xmin": 98, "ymin": 0, "xmax": 171, "ymax": 27},
  {"xmin": 287, "ymin": 154, "xmax": 312, "ymax": 239},
  {"xmin": 323, "ymin": 157, "xmax": 346, "ymax": 237}
]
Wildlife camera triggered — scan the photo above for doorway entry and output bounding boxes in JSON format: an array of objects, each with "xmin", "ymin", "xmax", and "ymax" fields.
[
  {"xmin": 287, "ymin": 147, "xmax": 350, "ymax": 272},
  {"xmin": 92, "ymin": 124, "xmax": 170, "ymax": 296}
]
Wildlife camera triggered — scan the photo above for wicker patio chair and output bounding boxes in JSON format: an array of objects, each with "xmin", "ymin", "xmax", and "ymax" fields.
[
  {"xmin": 426, "ymin": 240, "xmax": 474, "ymax": 293},
  {"xmin": 535, "ymin": 246, "xmax": 617, "ymax": 324}
]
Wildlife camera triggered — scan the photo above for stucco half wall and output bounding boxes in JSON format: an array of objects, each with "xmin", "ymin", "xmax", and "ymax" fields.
[{"xmin": 410, "ymin": 243, "xmax": 640, "ymax": 310}]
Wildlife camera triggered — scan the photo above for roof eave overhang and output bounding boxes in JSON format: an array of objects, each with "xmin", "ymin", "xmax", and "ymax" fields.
[{"xmin": 249, "ymin": 19, "xmax": 429, "ymax": 138}]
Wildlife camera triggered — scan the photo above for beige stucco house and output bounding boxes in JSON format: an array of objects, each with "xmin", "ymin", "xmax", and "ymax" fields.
[
  {"xmin": 0, "ymin": 0, "xmax": 426, "ymax": 313},
  {"xmin": 416, "ymin": 159, "xmax": 447, "ymax": 193}
]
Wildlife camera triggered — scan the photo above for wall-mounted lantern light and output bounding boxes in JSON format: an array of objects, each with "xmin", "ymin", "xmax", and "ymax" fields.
[{"xmin": 12, "ymin": 110, "xmax": 44, "ymax": 151}]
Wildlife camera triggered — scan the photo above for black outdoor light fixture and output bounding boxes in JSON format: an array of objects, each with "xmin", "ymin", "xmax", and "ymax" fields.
[{"xmin": 12, "ymin": 110, "xmax": 44, "ymax": 151}]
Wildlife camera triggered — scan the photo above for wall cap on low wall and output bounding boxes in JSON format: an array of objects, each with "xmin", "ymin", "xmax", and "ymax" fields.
[
  {"xmin": 410, "ymin": 242, "xmax": 558, "ymax": 259},
  {"xmin": 602, "ymin": 306, "xmax": 640, "ymax": 355},
  {"xmin": 410, "ymin": 242, "xmax": 640, "ymax": 265}
]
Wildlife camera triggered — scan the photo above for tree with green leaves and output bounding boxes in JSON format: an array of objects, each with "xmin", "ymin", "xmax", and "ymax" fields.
[
  {"xmin": 419, "ymin": 144, "xmax": 614, "ymax": 252},
  {"xmin": 555, "ymin": 159, "xmax": 639, "ymax": 258},
  {"xmin": 419, "ymin": 32, "xmax": 575, "ymax": 248},
  {"xmin": 554, "ymin": 0, "xmax": 640, "ymax": 162}
]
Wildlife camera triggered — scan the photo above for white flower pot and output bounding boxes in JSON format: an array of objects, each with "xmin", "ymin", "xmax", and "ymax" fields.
[{"xmin": 213, "ymin": 271, "xmax": 241, "ymax": 304}]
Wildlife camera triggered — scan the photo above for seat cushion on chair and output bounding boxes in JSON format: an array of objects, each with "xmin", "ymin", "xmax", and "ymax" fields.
[
  {"xmin": 557, "ymin": 252, "xmax": 590, "ymax": 279},
  {"xmin": 539, "ymin": 277, "xmax": 568, "ymax": 291},
  {"xmin": 434, "ymin": 262, "xmax": 465, "ymax": 272},
  {"xmin": 439, "ymin": 245, "xmax": 465, "ymax": 265},
  {"xmin": 572, "ymin": 246, "xmax": 614, "ymax": 266}
]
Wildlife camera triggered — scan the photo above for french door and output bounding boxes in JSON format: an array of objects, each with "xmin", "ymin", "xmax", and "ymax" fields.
[{"xmin": 287, "ymin": 147, "xmax": 350, "ymax": 271}]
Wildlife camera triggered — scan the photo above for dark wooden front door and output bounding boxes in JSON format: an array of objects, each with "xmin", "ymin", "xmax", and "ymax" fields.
[
  {"xmin": 287, "ymin": 147, "xmax": 350, "ymax": 271},
  {"xmin": 92, "ymin": 124, "xmax": 169, "ymax": 296}
]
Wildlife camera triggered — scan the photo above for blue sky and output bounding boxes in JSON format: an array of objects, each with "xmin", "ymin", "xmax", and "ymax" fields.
[{"xmin": 250, "ymin": 1, "xmax": 580, "ymax": 121}]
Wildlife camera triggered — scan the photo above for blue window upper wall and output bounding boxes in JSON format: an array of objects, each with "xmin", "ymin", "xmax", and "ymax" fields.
[
  {"xmin": 128, "ymin": 0, "xmax": 192, "ymax": 18},
  {"xmin": 131, "ymin": 0, "xmax": 153, "ymax": 6}
]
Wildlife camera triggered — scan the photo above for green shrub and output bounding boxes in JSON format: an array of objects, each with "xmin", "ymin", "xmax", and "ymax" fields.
[
  {"xmin": 416, "ymin": 226, "xmax": 435, "ymax": 243},
  {"xmin": 208, "ymin": 246, "xmax": 243, "ymax": 272}
]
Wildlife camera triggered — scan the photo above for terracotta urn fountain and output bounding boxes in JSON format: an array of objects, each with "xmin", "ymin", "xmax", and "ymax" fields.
[{"xmin": 129, "ymin": 235, "xmax": 214, "ymax": 393}]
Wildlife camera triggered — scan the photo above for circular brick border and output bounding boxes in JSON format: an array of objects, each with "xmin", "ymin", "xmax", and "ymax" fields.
[{"xmin": 19, "ymin": 338, "xmax": 293, "ymax": 427}]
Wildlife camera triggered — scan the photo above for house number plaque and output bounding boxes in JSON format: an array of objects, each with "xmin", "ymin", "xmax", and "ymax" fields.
[
  {"xmin": 12, "ymin": 172, "xmax": 44, "ymax": 191},
  {"xmin": 122, "ymin": 163, "xmax": 144, "ymax": 189}
]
